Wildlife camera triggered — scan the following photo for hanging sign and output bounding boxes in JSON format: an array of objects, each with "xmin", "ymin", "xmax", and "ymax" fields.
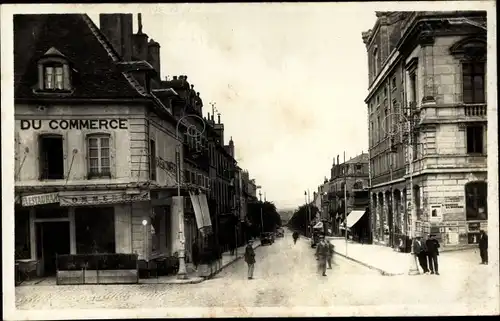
[
  {"xmin": 59, "ymin": 192, "xmax": 150, "ymax": 206},
  {"xmin": 22, "ymin": 192, "xmax": 59, "ymax": 207}
]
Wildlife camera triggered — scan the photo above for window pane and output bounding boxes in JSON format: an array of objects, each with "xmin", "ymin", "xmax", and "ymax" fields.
[
  {"xmin": 89, "ymin": 148, "xmax": 99, "ymax": 158},
  {"xmin": 101, "ymin": 166, "xmax": 111, "ymax": 174},
  {"xmin": 101, "ymin": 157, "xmax": 110, "ymax": 167},
  {"xmin": 474, "ymin": 63, "xmax": 485, "ymax": 74},
  {"xmin": 45, "ymin": 67, "xmax": 54, "ymax": 89},
  {"xmin": 462, "ymin": 63, "xmax": 471, "ymax": 74},
  {"xmin": 89, "ymin": 158, "xmax": 99, "ymax": 168},
  {"xmin": 55, "ymin": 73, "xmax": 63, "ymax": 89},
  {"xmin": 88, "ymin": 138, "xmax": 98, "ymax": 148},
  {"xmin": 463, "ymin": 89, "xmax": 474, "ymax": 104},
  {"xmin": 55, "ymin": 67, "xmax": 63, "ymax": 75},
  {"xmin": 462, "ymin": 76, "xmax": 472, "ymax": 90},
  {"xmin": 100, "ymin": 148, "xmax": 109, "ymax": 158},
  {"xmin": 100, "ymin": 138, "xmax": 110, "ymax": 148}
]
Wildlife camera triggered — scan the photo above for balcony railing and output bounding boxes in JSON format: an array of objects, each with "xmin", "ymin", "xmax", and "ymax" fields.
[{"xmin": 465, "ymin": 105, "xmax": 487, "ymax": 117}]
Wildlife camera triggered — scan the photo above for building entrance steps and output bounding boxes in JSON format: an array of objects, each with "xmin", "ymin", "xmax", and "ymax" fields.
[{"xmin": 329, "ymin": 239, "xmax": 480, "ymax": 276}]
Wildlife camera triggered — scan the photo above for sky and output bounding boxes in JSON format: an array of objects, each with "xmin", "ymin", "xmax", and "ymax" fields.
[{"xmin": 89, "ymin": 3, "xmax": 378, "ymax": 210}]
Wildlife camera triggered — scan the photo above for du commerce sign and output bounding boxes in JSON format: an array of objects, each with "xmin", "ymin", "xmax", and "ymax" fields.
[{"xmin": 20, "ymin": 119, "xmax": 128, "ymax": 131}]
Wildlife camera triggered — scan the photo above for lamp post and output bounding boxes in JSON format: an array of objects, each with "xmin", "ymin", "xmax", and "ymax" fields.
[
  {"xmin": 383, "ymin": 106, "xmax": 419, "ymax": 275},
  {"xmin": 142, "ymin": 219, "xmax": 148, "ymax": 261},
  {"xmin": 304, "ymin": 190, "xmax": 311, "ymax": 237},
  {"xmin": 259, "ymin": 191, "xmax": 263, "ymax": 233},
  {"xmin": 175, "ymin": 113, "xmax": 206, "ymax": 280}
]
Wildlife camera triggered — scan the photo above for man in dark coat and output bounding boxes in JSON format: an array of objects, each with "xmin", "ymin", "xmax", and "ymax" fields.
[
  {"xmin": 412, "ymin": 235, "xmax": 429, "ymax": 274},
  {"xmin": 479, "ymin": 230, "xmax": 488, "ymax": 264},
  {"xmin": 244, "ymin": 240, "xmax": 256, "ymax": 279},
  {"xmin": 426, "ymin": 234, "xmax": 440, "ymax": 275},
  {"xmin": 315, "ymin": 235, "xmax": 329, "ymax": 276}
]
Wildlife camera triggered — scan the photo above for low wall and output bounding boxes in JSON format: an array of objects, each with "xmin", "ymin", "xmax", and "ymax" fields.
[{"xmin": 57, "ymin": 269, "xmax": 138, "ymax": 285}]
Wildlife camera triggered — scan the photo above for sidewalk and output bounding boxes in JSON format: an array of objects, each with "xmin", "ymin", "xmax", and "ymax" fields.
[
  {"xmin": 329, "ymin": 238, "xmax": 479, "ymax": 276},
  {"xmin": 19, "ymin": 240, "xmax": 262, "ymax": 286}
]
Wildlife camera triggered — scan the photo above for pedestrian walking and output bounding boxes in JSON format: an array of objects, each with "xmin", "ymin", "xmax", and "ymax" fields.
[
  {"xmin": 425, "ymin": 234, "xmax": 440, "ymax": 275},
  {"xmin": 327, "ymin": 240, "xmax": 335, "ymax": 269},
  {"xmin": 293, "ymin": 231, "xmax": 299, "ymax": 244},
  {"xmin": 315, "ymin": 235, "xmax": 328, "ymax": 276},
  {"xmin": 478, "ymin": 230, "xmax": 488, "ymax": 265},
  {"xmin": 244, "ymin": 240, "xmax": 256, "ymax": 279},
  {"xmin": 412, "ymin": 234, "xmax": 429, "ymax": 274}
]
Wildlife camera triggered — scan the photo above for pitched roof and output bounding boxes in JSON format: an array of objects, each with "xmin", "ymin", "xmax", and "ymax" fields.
[{"xmin": 14, "ymin": 14, "xmax": 147, "ymax": 100}]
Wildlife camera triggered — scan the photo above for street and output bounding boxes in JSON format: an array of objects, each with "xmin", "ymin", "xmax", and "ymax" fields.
[{"xmin": 15, "ymin": 230, "xmax": 494, "ymax": 310}]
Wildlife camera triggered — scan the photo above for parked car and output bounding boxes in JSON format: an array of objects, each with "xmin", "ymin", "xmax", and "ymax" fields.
[{"xmin": 260, "ymin": 232, "xmax": 274, "ymax": 245}]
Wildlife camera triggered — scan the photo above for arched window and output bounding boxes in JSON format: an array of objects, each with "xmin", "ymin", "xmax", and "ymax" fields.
[{"xmin": 465, "ymin": 181, "xmax": 487, "ymax": 220}]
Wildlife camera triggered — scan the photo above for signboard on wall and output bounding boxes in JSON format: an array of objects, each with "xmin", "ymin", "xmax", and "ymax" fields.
[
  {"xmin": 59, "ymin": 192, "xmax": 150, "ymax": 206},
  {"xmin": 22, "ymin": 192, "xmax": 59, "ymax": 207},
  {"xmin": 442, "ymin": 196, "xmax": 465, "ymax": 214}
]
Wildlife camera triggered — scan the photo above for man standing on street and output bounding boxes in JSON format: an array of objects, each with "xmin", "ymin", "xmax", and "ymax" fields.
[
  {"xmin": 315, "ymin": 235, "xmax": 328, "ymax": 276},
  {"xmin": 413, "ymin": 234, "xmax": 429, "ymax": 274},
  {"xmin": 426, "ymin": 234, "xmax": 440, "ymax": 275},
  {"xmin": 244, "ymin": 240, "xmax": 256, "ymax": 279},
  {"xmin": 327, "ymin": 240, "xmax": 335, "ymax": 269},
  {"xmin": 479, "ymin": 230, "xmax": 488, "ymax": 265}
]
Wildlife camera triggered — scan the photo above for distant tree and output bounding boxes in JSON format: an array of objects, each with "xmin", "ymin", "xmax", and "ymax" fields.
[
  {"xmin": 288, "ymin": 204, "xmax": 319, "ymax": 234},
  {"xmin": 247, "ymin": 200, "xmax": 282, "ymax": 236}
]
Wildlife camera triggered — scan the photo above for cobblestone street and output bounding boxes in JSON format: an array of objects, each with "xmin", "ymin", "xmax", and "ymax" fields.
[{"xmin": 15, "ymin": 232, "xmax": 496, "ymax": 312}]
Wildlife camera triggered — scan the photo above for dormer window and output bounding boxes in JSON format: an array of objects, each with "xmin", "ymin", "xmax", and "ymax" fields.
[{"xmin": 35, "ymin": 47, "xmax": 74, "ymax": 94}]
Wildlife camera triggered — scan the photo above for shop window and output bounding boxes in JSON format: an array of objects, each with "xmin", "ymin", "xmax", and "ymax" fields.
[
  {"xmin": 465, "ymin": 181, "xmax": 487, "ymax": 220},
  {"xmin": 75, "ymin": 207, "xmax": 115, "ymax": 254},
  {"xmin": 39, "ymin": 134, "xmax": 64, "ymax": 180},
  {"xmin": 150, "ymin": 139, "xmax": 157, "ymax": 181},
  {"xmin": 466, "ymin": 125, "xmax": 484, "ymax": 154},
  {"xmin": 462, "ymin": 62, "xmax": 485, "ymax": 104},
  {"xmin": 15, "ymin": 209, "xmax": 31, "ymax": 259},
  {"xmin": 87, "ymin": 134, "xmax": 111, "ymax": 178}
]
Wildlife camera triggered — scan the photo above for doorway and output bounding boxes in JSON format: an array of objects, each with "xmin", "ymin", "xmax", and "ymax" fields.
[{"xmin": 36, "ymin": 221, "xmax": 70, "ymax": 276}]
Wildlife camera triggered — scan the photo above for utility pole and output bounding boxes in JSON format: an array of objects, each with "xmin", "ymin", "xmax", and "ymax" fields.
[{"xmin": 259, "ymin": 191, "xmax": 263, "ymax": 233}]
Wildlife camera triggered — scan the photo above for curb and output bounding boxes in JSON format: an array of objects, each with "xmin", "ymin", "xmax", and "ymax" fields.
[{"xmin": 332, "ymin": 250, "xmax": 403, "ymax": 276}]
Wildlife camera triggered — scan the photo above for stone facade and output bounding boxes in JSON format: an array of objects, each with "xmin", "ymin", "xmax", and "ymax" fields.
[{"xmin": 363, "ymin": 11, "xmax": 488, "ymax": 249}]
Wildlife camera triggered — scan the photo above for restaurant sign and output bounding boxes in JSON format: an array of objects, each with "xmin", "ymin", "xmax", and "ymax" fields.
[
  {"xmin": 59, "ymin": 192, "xmax": 150, "ymax": 207},
  {"xmin": 22, "ymin": 192, "xmax": 59, "ymax": 207}
]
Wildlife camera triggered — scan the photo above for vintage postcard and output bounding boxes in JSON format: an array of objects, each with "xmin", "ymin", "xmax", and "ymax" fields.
[{"xmin": 1, "ymin": 1, "xmax": 498, "ymax": 319}]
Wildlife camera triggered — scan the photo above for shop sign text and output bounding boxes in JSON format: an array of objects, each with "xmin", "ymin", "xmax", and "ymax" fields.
[
  {"xmin": 20, "ymin": 119, "xmax": 128, "ymax": 130},
  {"xmin": 59, "ymin": 192, "xmax": 150, "ymax": 206},
  {"xmin": 22, "ymin": 192, "xmax": 59, "ymax": 207}
]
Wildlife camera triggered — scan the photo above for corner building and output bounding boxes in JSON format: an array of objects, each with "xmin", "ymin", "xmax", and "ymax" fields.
[
  {"xmin": 362, "ymin": 11, "xmax": 487, "ymax": 249},
  {"xmin": 14, "ymin": 14, "xmax": 184, "ymax": 276}
]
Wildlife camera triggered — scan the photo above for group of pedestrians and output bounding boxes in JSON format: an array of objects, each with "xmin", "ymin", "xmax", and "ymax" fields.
[
  {"xmin": 315, "ymin": 235, "xmax": 335, "ymax": 276},
  {"xmin": 413, "ymin": 233, "xmax": 441, "ymax": 275}
]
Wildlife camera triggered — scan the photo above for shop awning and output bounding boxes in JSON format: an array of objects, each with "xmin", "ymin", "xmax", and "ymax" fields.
[
  {"xmin": 189, "ymin": 191, "xmax": 212, "ymax": 229},
  {"xmin": 313, "ymin": 221, "xmax": 324, "ymax": 229},
  {"xmin": 346, "ymin": 210, "xmax": 367, "ymax": 228}
]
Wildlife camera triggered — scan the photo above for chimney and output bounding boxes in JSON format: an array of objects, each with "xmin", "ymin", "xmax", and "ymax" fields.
[
  {"xmin": 132, "ymin": 13, "xmax": 148, "ymax": 61},
  {"xmin": 337, "ymin": 154, "xmax": 340, "ymax": 165},
  {"xmin": 99, "ymin": 14, "xmax": 133, "ymax": 61},
  {"xmin": 173, "ymin": 76, "xmax": 178, "ymax": 80},
  {"xmin": 147, "ymin": 38, "xmax": 161, "ymax": 79},
  {"xmin": 217, "ymin": 113, "xmax": 221, "ymax": 124},
  {"xmin": 333, "ymin": 157, "xmax": 336, "ymax": 166},
  {"xmin": 211, "ymin": 114, "xmax": 214, "ymax": 123},
  {"xmin": 229, "ymin": 136, "xmax": 234, "ymax": 157},
  {"xmin": 207, "ymin": 112, "xmax": 210, "ymax": 120}
]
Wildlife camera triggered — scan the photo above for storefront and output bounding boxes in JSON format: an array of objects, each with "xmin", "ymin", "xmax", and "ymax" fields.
[{"xmin": 16, "ymin": 189, "xmax": 153, "ymax": 277}]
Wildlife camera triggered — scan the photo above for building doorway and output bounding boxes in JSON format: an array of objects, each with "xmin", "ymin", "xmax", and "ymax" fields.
[{"xmin": 36, "ymin": 221, "xmax": 70, "ymax": 276}]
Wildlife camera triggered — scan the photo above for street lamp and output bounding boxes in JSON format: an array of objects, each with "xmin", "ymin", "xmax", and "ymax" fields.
[
  {"xmin": 383, "ymin": 107, "xmax": 419, "ymax": 275},
  {"xmin": 175, "ymin": 113, "xmax": 206, "ymax": 280},
  {"xmin": 259, "ymin": 190, "xmax": 263, "ymax": 233}
]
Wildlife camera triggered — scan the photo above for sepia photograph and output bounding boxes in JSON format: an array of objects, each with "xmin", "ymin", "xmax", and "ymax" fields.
[{"xmin": 1, "ymin": 1, "xmax": 498, "ymax": 319}]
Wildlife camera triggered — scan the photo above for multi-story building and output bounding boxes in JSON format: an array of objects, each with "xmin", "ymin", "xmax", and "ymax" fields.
[
  {"xmin": 14, "ymin": 13, "xmax": 186, "ymax": 276},
  {"xmin": 362, "ymin": 11, "xmax": 487, "ymax": 249},
  {"xmin": 327, "ymin": 153, "xmax": 370, "ymax": 241}
]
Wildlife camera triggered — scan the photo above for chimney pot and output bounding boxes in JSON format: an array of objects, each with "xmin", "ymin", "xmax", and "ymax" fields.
[
  {"xmin": 197, "ymin": 92, "xmax": 200, "ymax": 97},
  {"xmin": 184, "ymin": 75, "xmax": 188, "ymax": 81},
  {"xmin": 191, "ymin": 84, "xmax": 194, "ymax": 89},
  {"xmin": 208, "ymin": 112, "xmax": 210, "ymax": 119},
  {"xmin": 217, "ymin": 113, "xmax": 221, "ymax": 124}
]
